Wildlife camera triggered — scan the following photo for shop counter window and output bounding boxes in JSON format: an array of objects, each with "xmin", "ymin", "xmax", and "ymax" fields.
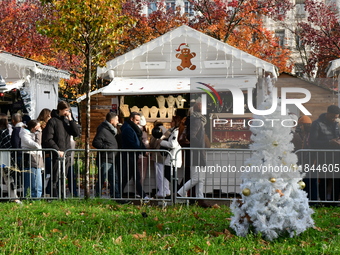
[{"xmin": 210, "ymin": 113, "xmax": 252, "ymax": 148}]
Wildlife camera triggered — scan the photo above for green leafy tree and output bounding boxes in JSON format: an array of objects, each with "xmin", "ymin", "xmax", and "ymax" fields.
[{"xmin": 39, "ymin": 0, "xmax": 132, "ymax": 198}]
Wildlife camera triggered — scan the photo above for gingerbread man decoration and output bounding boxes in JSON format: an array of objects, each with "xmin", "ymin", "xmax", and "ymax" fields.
[{"xmin": 175, "ymin": 43, "xmax": 196, "ymax": 71}]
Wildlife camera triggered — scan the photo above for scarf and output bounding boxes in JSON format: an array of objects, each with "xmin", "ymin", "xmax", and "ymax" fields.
[{"xmin": 104, "ymin": 120, "xmax": 117, "ymax": 136}]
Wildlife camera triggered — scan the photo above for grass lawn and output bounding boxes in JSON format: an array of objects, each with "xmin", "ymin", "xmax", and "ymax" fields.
[{"xmin": 0, "ymin": 199, "xmax": 339, "ymax": 254}]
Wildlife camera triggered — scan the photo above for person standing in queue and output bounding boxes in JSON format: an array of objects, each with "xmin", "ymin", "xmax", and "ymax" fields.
[
  {"xmin": 42, "ymin": 101, "xmax": 80, "ymax": 197},
  {"xmin": 93, "ymin": 112, "xmax": 121, "ymax": 200},
  {"xmin": 120, "ymin": 112, "xmax": 151, "ymax": 200},
  {"xmin": 20, "ymin": 120, "xmax": 44, "ymax": 198}
]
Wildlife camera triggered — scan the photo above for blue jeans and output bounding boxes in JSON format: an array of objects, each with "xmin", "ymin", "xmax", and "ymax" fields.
[
  {"xmin": 24, "ymin": 167, "xmax": 42, "ymax": 198},
  {"xmin": 95, "ymin": 162, "xmax": 121, "ymax": 198}
]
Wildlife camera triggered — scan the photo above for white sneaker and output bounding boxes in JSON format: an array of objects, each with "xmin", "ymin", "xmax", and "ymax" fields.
[
  {"xmin": 143, "ymin": 195, "xmax": 153, "ymax": 200},
  {"xmin": 177, "ymin": 192, "xmax": 187, "ymax": 198},
  {"xmin": 14, "ymin": 199, "xmax": 22, "ymax": 205},
  {"xmin": 155, "ymin": 193, "xmax": 168, "ymax": 198},
  {"xmin": 142, "ymin": 195, "xmax": 153, "ymax": 204}
]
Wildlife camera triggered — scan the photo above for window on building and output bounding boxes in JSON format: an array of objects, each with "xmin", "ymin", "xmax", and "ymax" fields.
[
  {"xmin": 275, "ymin": 29, "xmax": 285, "ymax": 47},
  {"xmin": 166, "ymin": 1, "xmax": 176, "ymax": 11},
  {"xmin": 295, "ymin": 30, "xmax": 304, "ymax": 50},
  {"xmin": 184, "ymin": 1, "xmax": 194, "ymax": 15},
  {"xmin": 295, "ymin": 63, "xmax": 305, "ymax": 77},
  {"xmin": 148, "ymin": 2, "xmax": 158, "ymax": 14},
  {"xmin": 295, "ymin": 0, "xmax": 306, "ymax": 18}
]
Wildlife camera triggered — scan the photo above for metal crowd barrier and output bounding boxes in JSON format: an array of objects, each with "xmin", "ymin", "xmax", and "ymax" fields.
[
  {"xmin": 295, "ymin": 149, "xmax": 340, "ymax": 204},
  {"xmin": 1, "ymin": 148, "xmax": 340, "ymax": 205},
  {"xmin": 0, "ymin": 148, "xmax": 60, "ymax": 200},
  {"xmin": 172, "ymin": 148, "xmax": 339, "ymax": 205},
  {"xmin": 174, "ymin": 148, "xmax": 253, "ymax": 203},
  {"xmin": 62, "ymin": 148, "xmax": 173, "ymax": 202}
]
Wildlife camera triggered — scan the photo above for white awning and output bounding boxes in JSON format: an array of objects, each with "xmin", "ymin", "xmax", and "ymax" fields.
[
  {"xmin": 101, "ymin": 76, "xmax": 257, "ymax": 96},
  {"xmin": 326, "ymin": 59, "xmax": 340, "ymax": 77},
  {"xmin": 0, "ymin": 79, "xmax": 25, "ymax": 92}
]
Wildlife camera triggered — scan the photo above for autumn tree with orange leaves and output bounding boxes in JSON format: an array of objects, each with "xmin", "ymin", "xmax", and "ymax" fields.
[
  {"xmin": 0, "ymin": 0, "xmax": 84, "ymax": 101},
  {"xmin": 0, "ymin": 0, "xmax": 51, "ymax": 59},
  {"xmin": 39, "ymin": 0, "xmax": 132, "ymax": 198},
  {"xmin": 113, "ymin": 0, "xmax": 188, "ymax": 58},
  {"xmin": 188, "ymin": 0, "xmax": 293, "ymax": 73}
]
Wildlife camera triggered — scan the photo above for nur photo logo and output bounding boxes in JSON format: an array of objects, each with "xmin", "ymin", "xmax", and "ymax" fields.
[{"xmin": 199, "ymin": 84, "xmax": 311, "ymax": 116}]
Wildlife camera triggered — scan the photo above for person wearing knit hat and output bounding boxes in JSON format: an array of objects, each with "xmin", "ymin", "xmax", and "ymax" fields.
[
  {"xmin": 296, "ymin": 115, "xmax": 312, "ymax": 149},
  {"xmin": 298, "ymin": 115, "xmax": 312, "ymax": 125},
  {"xmin": 294, "ymin": 115, "xmax": 312, "ymax": 149}
]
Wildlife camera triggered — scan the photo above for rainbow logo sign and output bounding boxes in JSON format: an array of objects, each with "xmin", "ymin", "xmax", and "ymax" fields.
[{"xmin": 196, "ymin": 82, "xmax": 222, "ymax": 106}]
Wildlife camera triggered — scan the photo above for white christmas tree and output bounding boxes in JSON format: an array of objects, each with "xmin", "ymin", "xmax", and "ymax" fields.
[{"xmin": 230, "ymin": 80, "xmax": 314, "ymax": 241}]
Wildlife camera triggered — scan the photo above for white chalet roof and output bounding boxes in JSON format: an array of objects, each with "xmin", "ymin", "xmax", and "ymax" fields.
[
  {"xmin": 88, "ymin": 25, "xmax": 277, "ymax": 100},
  {"xmin": 0, "ymin": 51, "xmax": 70, "ymax": 91}
]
